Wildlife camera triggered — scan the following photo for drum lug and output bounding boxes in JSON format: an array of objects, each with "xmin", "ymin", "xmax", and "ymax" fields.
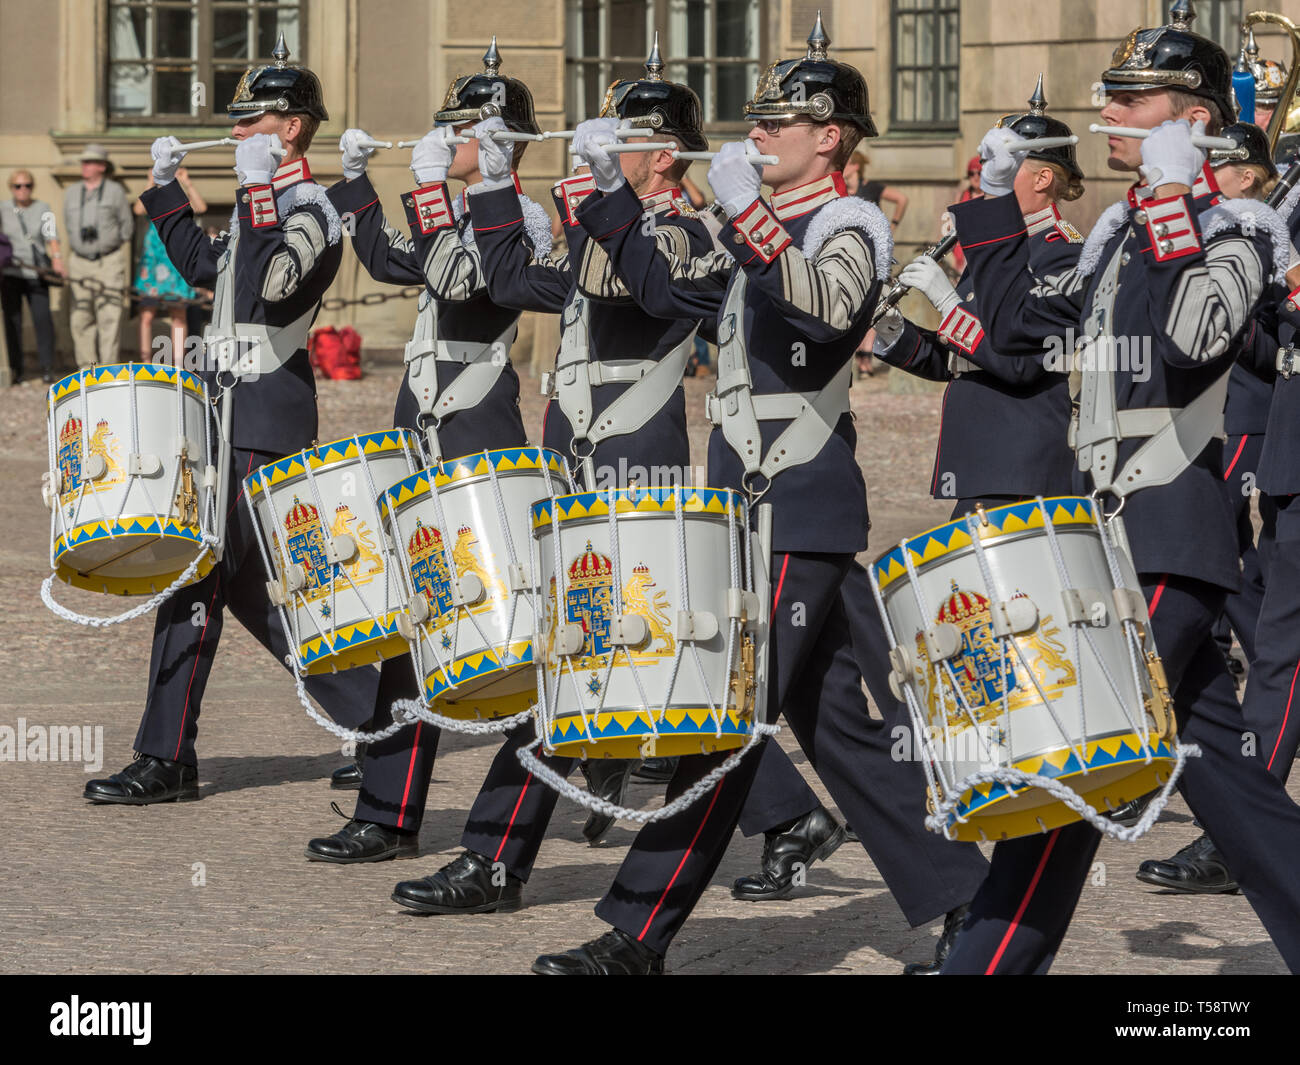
[
  {"xmin": 128, "ymin": 453, "xmax": 163, "ymax": 477},
  {"xmin": 283, "ymin": 562, "xmax": 307, "ymax": 593},
  {"xmin": 887, "ymin": 646, "xmax": 912, "ymax": 702},
  {"xmin": 451, "ymin": 573, "xmax": 485, "ymax": 607},
  {"xmin": 41, "ymin": 471, "xmax": 57, "ymax": 509},
  {"xmin": 676, "ymin": 610, "xmax": 719, "ymax": 642},
  {"xmin": 265, "ymin": 579, "xmax": 287, "ymax": 606},
  {"xmin": 396, "ymin": 613, "xmax": 417, "ymax": 641},
  {"xmin": 1061, "ymin": 588, "xmax": 1108, "ymax": 626},
  {"xmin": 508, "ymin": 562, "xmax": 532, "ymax": 594},
  {"xmin": 1111, "ymin": 587, "xmax": 1149, "ymax": 624},
  {"xmin": 609, "ymin": 613, "xmax": 649, "ymax": 647},
  {"xmin": 923, "ymin": 622, "xmax": 961, "ymax": 662},
  {"xmin": 555, "ymin": 623, "xmax": 586, "ymax": 657},
  {"xmin": 83, "ymin": 453, "xmax": 107, "ymax": 481},
  {"xmin": 327, "ymin": 533, "xmax": 358, "ymax": 565},
  {"xmin": 407, "ymin": 594, "xmax": 431, "ymax": 625},
  {"xmin": 726, "ymin": 587, "xmax": 760, "ymax": 627},
  {"xmin": 991, "ymin": 596, "xmax": 1038, "ymax": 636}
]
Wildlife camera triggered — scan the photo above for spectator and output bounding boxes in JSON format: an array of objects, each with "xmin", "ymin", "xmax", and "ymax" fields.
[
  {"xmin": 843, "ymin": 151, "xmax": 908, "ymax": 226},
  {"xmin": 64, "ymin": 144, "xmax": 133, "ymax": 368},
  {"xmin": 680, "ymin": 173, "xmax": 707, "ymax": 209},
  {"xmin": 1, "ymin": 169, "xmax": 63, "ymax": 384},
  {"xmin": 132, "ymin": 169, "xmax": 206, "ymax": 363}
]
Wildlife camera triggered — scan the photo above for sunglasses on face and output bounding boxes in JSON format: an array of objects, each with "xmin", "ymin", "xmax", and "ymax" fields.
[{"xmin": 11, "ymin": 183, "xmax": 32, "ymax": 189}]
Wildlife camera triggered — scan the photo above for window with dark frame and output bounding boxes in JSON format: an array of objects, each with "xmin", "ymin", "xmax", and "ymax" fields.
[
  {"xmin": 1199, "ymin": 0, "xmax": 1244, "ymax": 56},
  {"xmin": 891, "ymin": 0, "xmax": 959, "ymax": 132},
  {"xmin": 566, "ymin": 0, "xmax": 761, "ymax": 126},
  {"xmin": 108, "ymin": 0, "xmax": 304, "ymax": 125}
]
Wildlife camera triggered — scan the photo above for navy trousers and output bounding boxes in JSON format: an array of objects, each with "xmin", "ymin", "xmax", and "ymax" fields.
[
  {"xmin": 592, "ymin": 552, "xmax": 990, "ymax": 956},
  {"xmin": 136, "ymin": 447, "xmax": 380, "ymax": 766},
  {"xmin": 1214, "ymin": 434, "xmax": 1265, "ymax": 663},
  {"xmin": 942, "ymin": 572, "xmax": 1300, "ymax": 974}
]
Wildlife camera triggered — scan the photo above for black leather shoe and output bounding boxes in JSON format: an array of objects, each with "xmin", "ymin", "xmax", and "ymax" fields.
[
  {"xmin": 731, "ymin": 806, "xmax": 846, "ymax": 901},
  {"xmin": 1106, "ymin": 790, "xmax": 1156, "ymax": 828},
  {"xmin": 903, "ymin": 903, "xmax": 969, "ymax": 974},
  {"xmin": 632, "ymin": 757, "xmax": 678, "ymax": 784},
  {"xmin": 844, "ymin": 823, "xmax": 859, "ymax": 843},
  {"xmin": 1136, "ymin": 833, "xmax": 1239, "ymax": 894},
  {"xmin": 84, "ymin": 755, "xmax": 199, "ymax": 805},
  {"xmin": 532, "ymin": 928, "xmax": 664, "ymax": 975},
  {"xmin": 392, "ymin": 850, "xmax": 523, "ymax": 914},
  {"xmin": 579, "ymin": 759, "xmax": 635, "ymax": 844},
  {"xmin": 331, "ymin": 763, "xmax": 362, "ymax": 790},
  {"xmin": 306, "ymin": 818, "xmax": 417, "ymax": 864}
]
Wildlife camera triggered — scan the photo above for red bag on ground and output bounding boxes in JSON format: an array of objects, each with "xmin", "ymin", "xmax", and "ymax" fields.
[{"xmin": 308, "ymin": 326, "xmax": 363, "ymax": 381}]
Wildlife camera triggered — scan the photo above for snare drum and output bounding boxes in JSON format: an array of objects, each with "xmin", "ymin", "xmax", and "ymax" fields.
[
  {"xmin": 245, "ymin": 430, "xmax": 423, "ymax": 674},
  {"xmin": 381, "ymin": 447, "xmax": 571, "ymax": 720},
  {"xmin": 531, "ymin": 484, "xmax": 761, "ymax": 760},
  {"xmin": 47, "ymin": 364, "xmax": 217, "ymax": 595},
  {"xmin": 872, "ymin": 496, "xmax": 1178, "ymax": 842}
]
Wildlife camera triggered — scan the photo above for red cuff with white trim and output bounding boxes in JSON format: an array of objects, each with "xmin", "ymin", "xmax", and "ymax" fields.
[
  {"xmin": 247, "ymin": 184, "xmax": 277, "ymax": 228},
  {"xmin": 731, "ymin": 199, "xmax": 792, "ymax": 264},
  {"xmin": 939, "ymin": 306, "xmax": 984, "ymax": 355},
  {"xmin": 408, "ymin": 183, "xmax": 454, "ymax": 235},
  {"xmin": 1138, "ymin": 194, "xmax": 1200, "ymax": 263}
]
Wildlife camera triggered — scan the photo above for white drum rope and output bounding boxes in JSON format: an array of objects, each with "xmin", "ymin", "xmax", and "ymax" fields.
[
  {"xmin": 516, "ymin": 724, "xmax": 780, "ymax": 824},
  {"xmin": 390, "ymin": 697, "xmax": 533, "ymax": 736},
  {"xmin": 41, "ymin": 536, "xmax": 218, "ymax": 627},
  {"xmin": 925, "ymin": 739, "xmax": 1201, "ymax": 843}
]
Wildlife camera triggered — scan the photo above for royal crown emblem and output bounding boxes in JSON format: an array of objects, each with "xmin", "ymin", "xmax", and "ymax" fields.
[
  {"xmin": 283, "ymin": 495, "xmax": 332, "ymax": 599},
  {"xmin": 408, "ymin": 518, "xmax": 454, "ymax": 620},
  {"xmin": 58, "ymin": 414, "xmax": 124, "ymax": 501}
]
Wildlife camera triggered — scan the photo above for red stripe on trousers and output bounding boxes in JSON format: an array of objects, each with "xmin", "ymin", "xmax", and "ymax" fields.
[
  {"xmin": 772, "ymin": 553, "xmax": 790, "ymax": 612},
  {"xmin": 494, "ymin": 774, "xmax": 532, "ymax": 862},
  {"xmin": 396, "ymin": 721, "xmax": 423, "ymax": 829},
  {"xmin": 172, "ymin": 452, "xmax": 254, "ymax": 760},
  {"xmin": 1147, "ymin": 575, "xmax": 1168, "ymax": 617},
  {"xmin": 1267, "ymin": 660, "xmax": 1300, "ymax": 772},
  {"xmin": 985, "ymin": 827, "xmax": 1061, "ymax": 974},
  {"xmin": 1223, "ymin": 435, "xmax": 1249, "ymax": 481},
  {"xmin": 637, "ymin": 777, "xmax": 724, "ymax": 942}
]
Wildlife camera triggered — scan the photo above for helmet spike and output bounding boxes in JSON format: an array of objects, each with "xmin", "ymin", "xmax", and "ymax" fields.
[
  {"xmin": 807, "ymin": 10, "xmax": 830, "ymax": 61},
  {"xmin": 272, "ymin": 30, "xmax": 289, "ymax": 66},
  {"xmin": 1169, "ymin": 0, "xmax": 1194, "ymax": 32},
  {"xmin": 1246, "ymin": 26, "xmax": 1260, "ymax": 62},
  {"xmin": 645, "ymin": 31, "xmax": 663, "ymax": 81},
  {"xmin": 1028, "ymin": 72, "xmax": 1047, "ymax": 115},
  {"xmin": 483, "ymin": 35, "xmax": 502, "ymax": 76}
]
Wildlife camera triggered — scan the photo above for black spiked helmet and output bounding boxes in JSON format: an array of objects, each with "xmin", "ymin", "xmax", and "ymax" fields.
[
  {"xmin": 1209, "ymin": 121, "xmax": 1279, "ymax": 180},
  {"xmin": 742, "ymin": 11, "xmax": 876, "ymax": 136},
  {"xmin": 597, "ymin": 33, "xmax": 708, "ymax": 153},
  {"xmin": 435, "ymin": 37, "xmax": 540, "ymax": 135},
  {"xmin": 996, "ymin": 74, "xmax": 1084, "ymax": 181},
  {"xmin": 1100, "ymin": 0, "xmax": 1235, "ymax": 124},
  {"xmin": 1244, "ymin": 27, "xmax": 1289, "ymax": 106},
  {"xmin": 227, "ymin": 32, "xmax": 328, "ymax": 120}
]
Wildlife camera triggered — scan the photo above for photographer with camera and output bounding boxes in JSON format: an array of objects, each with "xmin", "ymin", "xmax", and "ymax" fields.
[{"xmin": 63, "ymin": 144, "xmax": 132, "ymax": 368}]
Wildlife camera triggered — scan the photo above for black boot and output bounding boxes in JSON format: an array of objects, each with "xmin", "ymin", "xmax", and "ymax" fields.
[
  {"xmin": 579, "ymin": 759, "xmax": 635, "ymax": 844},
  {"xmin": 632, "ymin": 757, "xmax": 678, "ymax": 784},
  {"xmin": 731, "ymin": 806, "xmax": 846, "ymax": 901},
  {"xmin": 84, "ymin": 754, "xmax": 199, "ymax": 805},
  {"xmin": 1105, "ymin": 790, "xmax": 1156, "ymax": 828},
  {"xmin": 532, "ymin": 928, "xmax": 664, "ymax": 975},
  {"xmin": 330, "ymin": 742, "xmax": 367, "ymax": 790},
  {"xmin": 306, "ymin": 803, "xmax": 417, "ymax": 864},
  {"xmin": 1136, "ymin": 833, "xmax": 1239, "ymax": 894},
  {"xmin": 903, "ymin": 903, "xmax": 970, "ymax": 974},
  {"xmin": 392, "ymin": 850, "xmax": 523, "ymax": 914}
]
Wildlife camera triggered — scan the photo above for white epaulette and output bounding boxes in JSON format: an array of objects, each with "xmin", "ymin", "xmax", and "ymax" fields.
[
  {"xmin": 1199, "ymin": 198, "xmax": 1290, "ymax": 282},
  {"xmin": 801, "ymin": 196, "xmax": 893, "ymax": 278},
  {"xmin": 453, "ymin": 193, "xmax": 553, "ymax": 257},
  {"xmin": 277, "ymin": 182, "xmax": 342, "ymax": 245}
]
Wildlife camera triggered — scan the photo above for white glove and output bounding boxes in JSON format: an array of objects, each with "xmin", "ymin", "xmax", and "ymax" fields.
[
  {"xmin": 235, "ymin": 133, "xmax": 281, "ymax": 186},
  {"xmin": 470, "ymin": 117, "xmax": 514, "ymax": 189},
  {"xmin": 977, "ymin": 126, "xmax": 1027, "ymax": 198},
  {"xmin": 873, "ymin": 309, "xmax": 905, "ymax": 352},
  {"xmin": 899, "ymin": 255, "xmax": 961, "ymax": 317},
  {"xmin": 340, "ymin": 128, "xmax": 380, "ymax": 180},
  {"xmin": 572, "ymin": 118, "xmax": 624, "ymax": 193},
  {"xmin": 412, "ymin": 127, "xmax": 458, "ymax": 186},
  {"xmin": 151, "ymin": 136, "xmax": 186, "ymax": 186},
  {"xmin": 709, "ymin": 140, "xmax": 763, "ymax": 218},
  {"xmin": 1139, "ymin": 119, "xmax": 1206, "ymax": 190}
]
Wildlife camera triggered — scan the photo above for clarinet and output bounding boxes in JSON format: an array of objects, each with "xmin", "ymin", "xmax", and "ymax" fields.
[
  {"xmin": 871, "ymin": 230, "xmax": 960, "ymax": 325},
  {"xmin": 1267, "ymin": 147, "xmax": 1300, "ymax": 211}
]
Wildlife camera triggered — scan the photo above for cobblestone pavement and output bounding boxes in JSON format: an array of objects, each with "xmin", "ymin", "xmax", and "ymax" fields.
[{"xmin": 0, "ymin": 361, "xmax": 1289, "ymax": 975}]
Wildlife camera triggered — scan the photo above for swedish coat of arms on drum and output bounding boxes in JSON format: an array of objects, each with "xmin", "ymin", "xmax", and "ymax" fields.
[
  {"xmin": 408, "ymin": 519, "xmax": 454, "ymax": 617},
  {"xmin": 57, "ymin": 416, "xmax": 124, "ymax": 502},
  {"xmin": 914, "ymin": 580, "xmax": 1075, "ymax": 729},
  {"xmin": 282, "ymin": 496, "xmax": 332, "ymax": 599},
  {"xmin": 546, "ymin": 542, "xmax": 675, "ymax": 668}
]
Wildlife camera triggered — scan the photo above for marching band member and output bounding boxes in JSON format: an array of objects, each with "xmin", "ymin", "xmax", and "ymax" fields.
[
  {"xmin": 388, "ymin": 43, "xmax": 839, "ymax": 910},
  {"xmin": 83, "ymin": 37, "xmax": 382, "ymax": 806},
  {"xmin": 303, "ymin": 41, "xmax": 541, "ymax": 863},
  {"xmin": 523, "ymin": 18, "xmax": 987, "ymax": 975},
  {"xmin": 943, "ymin": 1, "xmax": 1300, "ymax": 973},
  {"xmin": 872, "ymin": 76, "xmax": 1082, "ymax": 517}
]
